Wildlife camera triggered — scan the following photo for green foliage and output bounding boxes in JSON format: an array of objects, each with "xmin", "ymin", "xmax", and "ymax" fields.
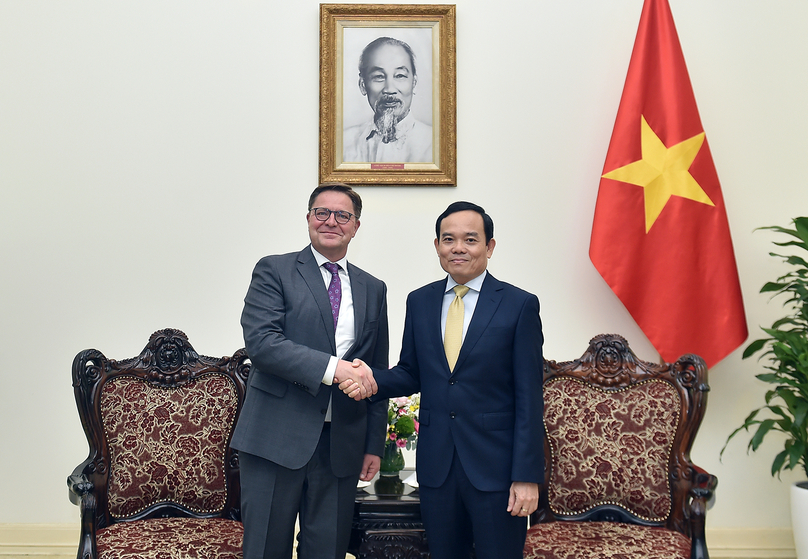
[
  {"xmin": 393, "ymin": 415, "xmax": 416, "ymax": 439},
  {"xmin": 722, "ymin": 217, "xmax": 808, "ymax": 480}
]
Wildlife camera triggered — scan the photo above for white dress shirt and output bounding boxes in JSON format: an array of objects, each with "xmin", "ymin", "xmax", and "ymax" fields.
[
  {"xmin": 311, "ymin": 247, "xmax": 356, "ymax": 422},
  {"xmin": 311, "ymin": 246, "xmax": 356, "ymax": 384}
]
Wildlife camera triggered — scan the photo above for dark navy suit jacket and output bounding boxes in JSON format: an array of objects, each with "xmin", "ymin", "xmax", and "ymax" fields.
[{"xmin": 375, "ymin": 273, "xmax": 544, "ymax": 492}]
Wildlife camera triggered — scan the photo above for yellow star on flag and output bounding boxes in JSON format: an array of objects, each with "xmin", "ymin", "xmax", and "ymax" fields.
[{"xmin": 602, "ymin": 115, "xmax": 714, "ymax": 232}]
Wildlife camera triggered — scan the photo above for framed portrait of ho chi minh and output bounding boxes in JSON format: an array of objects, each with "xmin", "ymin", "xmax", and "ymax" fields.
[{"xmin": 319, "ymin": 4, "xmax": 457, "ymax": 186}]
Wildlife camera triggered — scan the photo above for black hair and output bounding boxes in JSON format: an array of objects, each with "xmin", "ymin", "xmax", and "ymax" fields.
[{"xmin": 435, "ymin": 201, "xmax": 494, "ymax": 243}]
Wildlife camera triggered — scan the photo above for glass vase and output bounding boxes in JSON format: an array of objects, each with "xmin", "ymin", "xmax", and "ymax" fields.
[{"xmin": 379, "ymin": 441, "xmax": 405, "ymax": 476}]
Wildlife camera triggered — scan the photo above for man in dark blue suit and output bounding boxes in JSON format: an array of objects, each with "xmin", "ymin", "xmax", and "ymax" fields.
[{"xmin": 342, "ymin": 201, "xmax": 544, "ymax": 559}]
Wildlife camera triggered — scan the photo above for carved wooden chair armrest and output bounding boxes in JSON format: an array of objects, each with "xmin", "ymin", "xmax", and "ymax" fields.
[
  {"xmin": 67, "ymin": 473, "xmax": 93, "ymax": 505},
  {"xmin": 67, "ymin": 471, "xmax": 98, "ymax": 559},
  {"xmin": 689, "ymin": 467, "xmax": 718, "ymax": 559}
]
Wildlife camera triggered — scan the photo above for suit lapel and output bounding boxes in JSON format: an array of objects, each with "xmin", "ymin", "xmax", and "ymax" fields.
[
  {"xmin": 297, "ymin": 247, "xmax": 337, "ymax": 354},
  {"xmin": 426, "ymin": 280, "xmax": 453, "ymax": 372},
  {"xmin": 453, "ymin": 274, "xmax": 504, "ymax": 372},
  {"xmin": 347, "ymin": 263, "xmax": 367, "ymax": 352},
  {"xmin": 426, "ymin": 281, "xmax": 447, "ymax": 364}
]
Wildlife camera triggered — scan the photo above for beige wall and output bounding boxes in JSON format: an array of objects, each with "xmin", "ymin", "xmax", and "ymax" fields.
[{"xmin": 1, "ymin": 0, "xmax": 806, "ymax": 545}]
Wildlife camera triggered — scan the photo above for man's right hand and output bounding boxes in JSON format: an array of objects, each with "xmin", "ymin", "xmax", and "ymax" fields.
[{"xmin": 334, "ymin": 358, "xmax": 376, "ymax": 401}]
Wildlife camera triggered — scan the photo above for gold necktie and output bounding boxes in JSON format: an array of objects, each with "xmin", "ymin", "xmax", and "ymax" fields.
[{"xmin": 444, "ymin": 285, "xmax": 470, "ymax": 371}]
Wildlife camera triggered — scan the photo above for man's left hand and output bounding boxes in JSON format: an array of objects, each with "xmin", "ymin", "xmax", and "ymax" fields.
[
  {"xmin": 507, "ymin": 481, "xmax": 539, "ymax": 517},
  {"xmin": 360, "ymin": 453, "xmax": 381, "ymax": 482}
]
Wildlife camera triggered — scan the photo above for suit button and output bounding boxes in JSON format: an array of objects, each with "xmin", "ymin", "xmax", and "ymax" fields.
[
  {"xmin": 450, "ymin": 412, "xmax": 456, "ymax": 419},
  {"xmin": 449, "ymin": 379, "xmax": 456, "ymax": 385},
  {"xmin": 320, "ymin": 409, "xmax": 327, "ymax": 415}
]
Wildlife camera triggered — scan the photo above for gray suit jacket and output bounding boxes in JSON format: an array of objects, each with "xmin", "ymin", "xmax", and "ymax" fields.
[{"xmin": 231, "ymin": 246, "xmax": 389, "ymax": 477}]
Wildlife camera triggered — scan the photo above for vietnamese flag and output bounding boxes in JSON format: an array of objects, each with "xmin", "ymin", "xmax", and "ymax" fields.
[{"xmin": 589, "ymin": 0, "xmax": 747, "ymax": 368}]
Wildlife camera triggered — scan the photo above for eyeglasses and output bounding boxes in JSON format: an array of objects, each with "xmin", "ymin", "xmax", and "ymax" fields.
[{"xmin": 309, "ymin": 207, "xmax": 356, "ymax": 225}]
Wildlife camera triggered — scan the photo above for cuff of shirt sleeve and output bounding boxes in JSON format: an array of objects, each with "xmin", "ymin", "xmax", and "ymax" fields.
[{"xmin": 323, "ymin": 356, "xmax": 337, "ymax": 385}]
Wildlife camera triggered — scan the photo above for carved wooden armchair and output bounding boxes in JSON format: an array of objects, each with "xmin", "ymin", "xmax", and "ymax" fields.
[
  {"xmin": 67, "ymin": 329, "xmax": 249, "ymax": 559},
  {"xmin": 525, "ymin": 334, "xmax": 717, "ymax": 559}
]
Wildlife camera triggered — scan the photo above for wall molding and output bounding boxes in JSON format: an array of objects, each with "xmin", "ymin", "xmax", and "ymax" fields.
[
  {"xmin": 707, "ymin": 527, "xmax": 795, "ymax": 559},
  {"xmin": 0, "ymin": 524, "xmax": 75, "ymax": 556},
  {"xmin": 0, "ymin": 524, "xmax": 796, "ymax": 558}
]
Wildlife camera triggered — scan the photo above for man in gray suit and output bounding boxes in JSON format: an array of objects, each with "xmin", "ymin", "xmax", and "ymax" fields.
[{"xmin": 231, "ymin": 183, "xmax": 388, "ymax": 559}]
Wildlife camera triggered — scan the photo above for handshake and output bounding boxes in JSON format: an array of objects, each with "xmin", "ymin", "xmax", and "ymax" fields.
[{"xmin": 334, "ymin": 359, "xmax": 376, "ymax": 401}]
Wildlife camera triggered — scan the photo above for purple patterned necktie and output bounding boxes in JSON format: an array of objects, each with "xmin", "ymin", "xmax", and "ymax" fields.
[{"xmin": 323, "ymin": 262, "xmax": 341, "ymax": 330}]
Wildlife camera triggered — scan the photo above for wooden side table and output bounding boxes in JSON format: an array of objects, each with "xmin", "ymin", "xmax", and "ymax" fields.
[{"xmin": 348, "ymin": 469, "xmax": 430, "ymax": 558}]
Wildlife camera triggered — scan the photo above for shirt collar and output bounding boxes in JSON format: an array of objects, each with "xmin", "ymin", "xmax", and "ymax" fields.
[
  {"xmin": 310, "ymin": 245, "xmax": 348, "ymax": 271},
  {"xmin": 445, "ymin": 270, "xmax": 487, "ymax": 294}
]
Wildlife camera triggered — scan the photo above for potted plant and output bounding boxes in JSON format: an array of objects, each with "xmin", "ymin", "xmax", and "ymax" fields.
[{"xmin": 722, "ymin": 216, "xmax": 808, "ymax": 558}]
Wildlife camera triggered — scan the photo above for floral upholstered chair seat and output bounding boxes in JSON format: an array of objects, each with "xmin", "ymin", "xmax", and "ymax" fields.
[
  {"xmin": 524, "ymin": 521, "xmax": 691, "ymax": 559},
  {"xmin": 96, "ymin": 518, "xmax": 243, "ymax": 559},
  {"xmin": 67, "ymin": 329, "xmax": 249, "ymax": 559},
  {"xmin": 525, "ymin": 334, "xmax": 717, "ymax": 559}
]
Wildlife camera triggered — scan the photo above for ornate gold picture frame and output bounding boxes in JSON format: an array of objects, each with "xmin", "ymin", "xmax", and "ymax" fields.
[{"xmin": 319, "ymin": 4, "xmax": 457, "ymax": 186}]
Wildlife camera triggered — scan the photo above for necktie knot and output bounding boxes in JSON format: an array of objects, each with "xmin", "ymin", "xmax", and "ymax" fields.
[
  {"xmin": 323, "ymin": 262, "xmax": 340, "ymax": 275},
  {"xmin": 453, "ymin": 285, "xmax": 470, "ymax": 299}
]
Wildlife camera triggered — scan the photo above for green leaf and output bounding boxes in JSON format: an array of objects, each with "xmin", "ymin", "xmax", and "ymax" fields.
[
  {"xmin": 770, "ymin": 316, "xmax": 801, "ymax": 330},
  {"xmin": 743, "ymin": 338, "xmax": 768, "ymax": 359},
  {"xmin": 761, "ymin": 282, "xmax": 789, "ymax": 293},
  {"xmin": 788, "ymin": 441, "xmax": 806, "ymax": 470},
  {"xmin": 741, "ymin": 408, "xmax": 762, "ymax": 425},
  {"xmin": 794, "ymin": 400, "xmax": 808, "ymax": 431},
  {"xmin": 758, "ymin": 225, "xmax": 794, "ymax": 236},
  {"xmin": 750, "ymin": 419, "xmax": 777, "ymax": 451},
  {"xmin": 794, "ymin": 217, "xmax": 808, "ymax": 243},
  {"xmin": 772, "ymin": 240, "xmax": 808, "ymax": 251},
  {"xmin": 768, "ymin": 406, "xmax": 790, "ymax": 421},
  {"xmin": 785, "ymin": 255, "xmax": 808, "ymax": 269},
  {"xmin": 779, "ymin": 389, "xmax": 800, "ymax": 410},
  {"xmin": 756, "ymin": 373, "xmax": 783, "ymax": 384},
  {"xmin": 772, "ymin": 449, "xmax": 788, "ymax": 477}
]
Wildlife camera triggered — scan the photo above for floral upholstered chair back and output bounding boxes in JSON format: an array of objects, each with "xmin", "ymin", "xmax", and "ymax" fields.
[
  {"xmin": 67, "ymin": 329, "xmax": 250, "ymax": 559},
  {"xmin": 524, "ymin": 334, "xmax": 717, "ymax": 559},
  {"xmin": 100, "ymin": 373, "xmax": 237, "ymax": 518},
  {"xmin": 544, "ymin": 376, "xmax": 679, "ymax": 522}
]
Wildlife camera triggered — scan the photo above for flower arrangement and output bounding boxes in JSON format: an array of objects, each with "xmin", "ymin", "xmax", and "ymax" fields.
[{"xmin": 386, "ymin": 395, "xmax": 420, "ymax": 450}]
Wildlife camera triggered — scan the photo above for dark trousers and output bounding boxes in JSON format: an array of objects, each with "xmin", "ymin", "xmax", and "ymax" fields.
[
  {"xmin": 419, "ymin": 450, "xmax": 528, "ymax": 559},
  {"xmin": 239, "ymin": 424, "xmax": 360, "ymax": 559}
]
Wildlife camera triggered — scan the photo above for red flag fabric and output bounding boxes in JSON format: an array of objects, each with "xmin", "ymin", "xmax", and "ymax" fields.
[{"xmin": 589, "ymin": 0, "xmax": 747, "ymax": 368}]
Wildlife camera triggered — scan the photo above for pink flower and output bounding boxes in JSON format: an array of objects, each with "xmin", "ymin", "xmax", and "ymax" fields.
[
  {"xmin": 389, "ymin": 433, "xmax": 397, "ymax": 440},
  {"xmin": 396, "ymin": 438, "xmax": 407, "ymax": 448},
  {"xmin": 414, "ymin": 420, "xmax": 419, "ymax": 433}
]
